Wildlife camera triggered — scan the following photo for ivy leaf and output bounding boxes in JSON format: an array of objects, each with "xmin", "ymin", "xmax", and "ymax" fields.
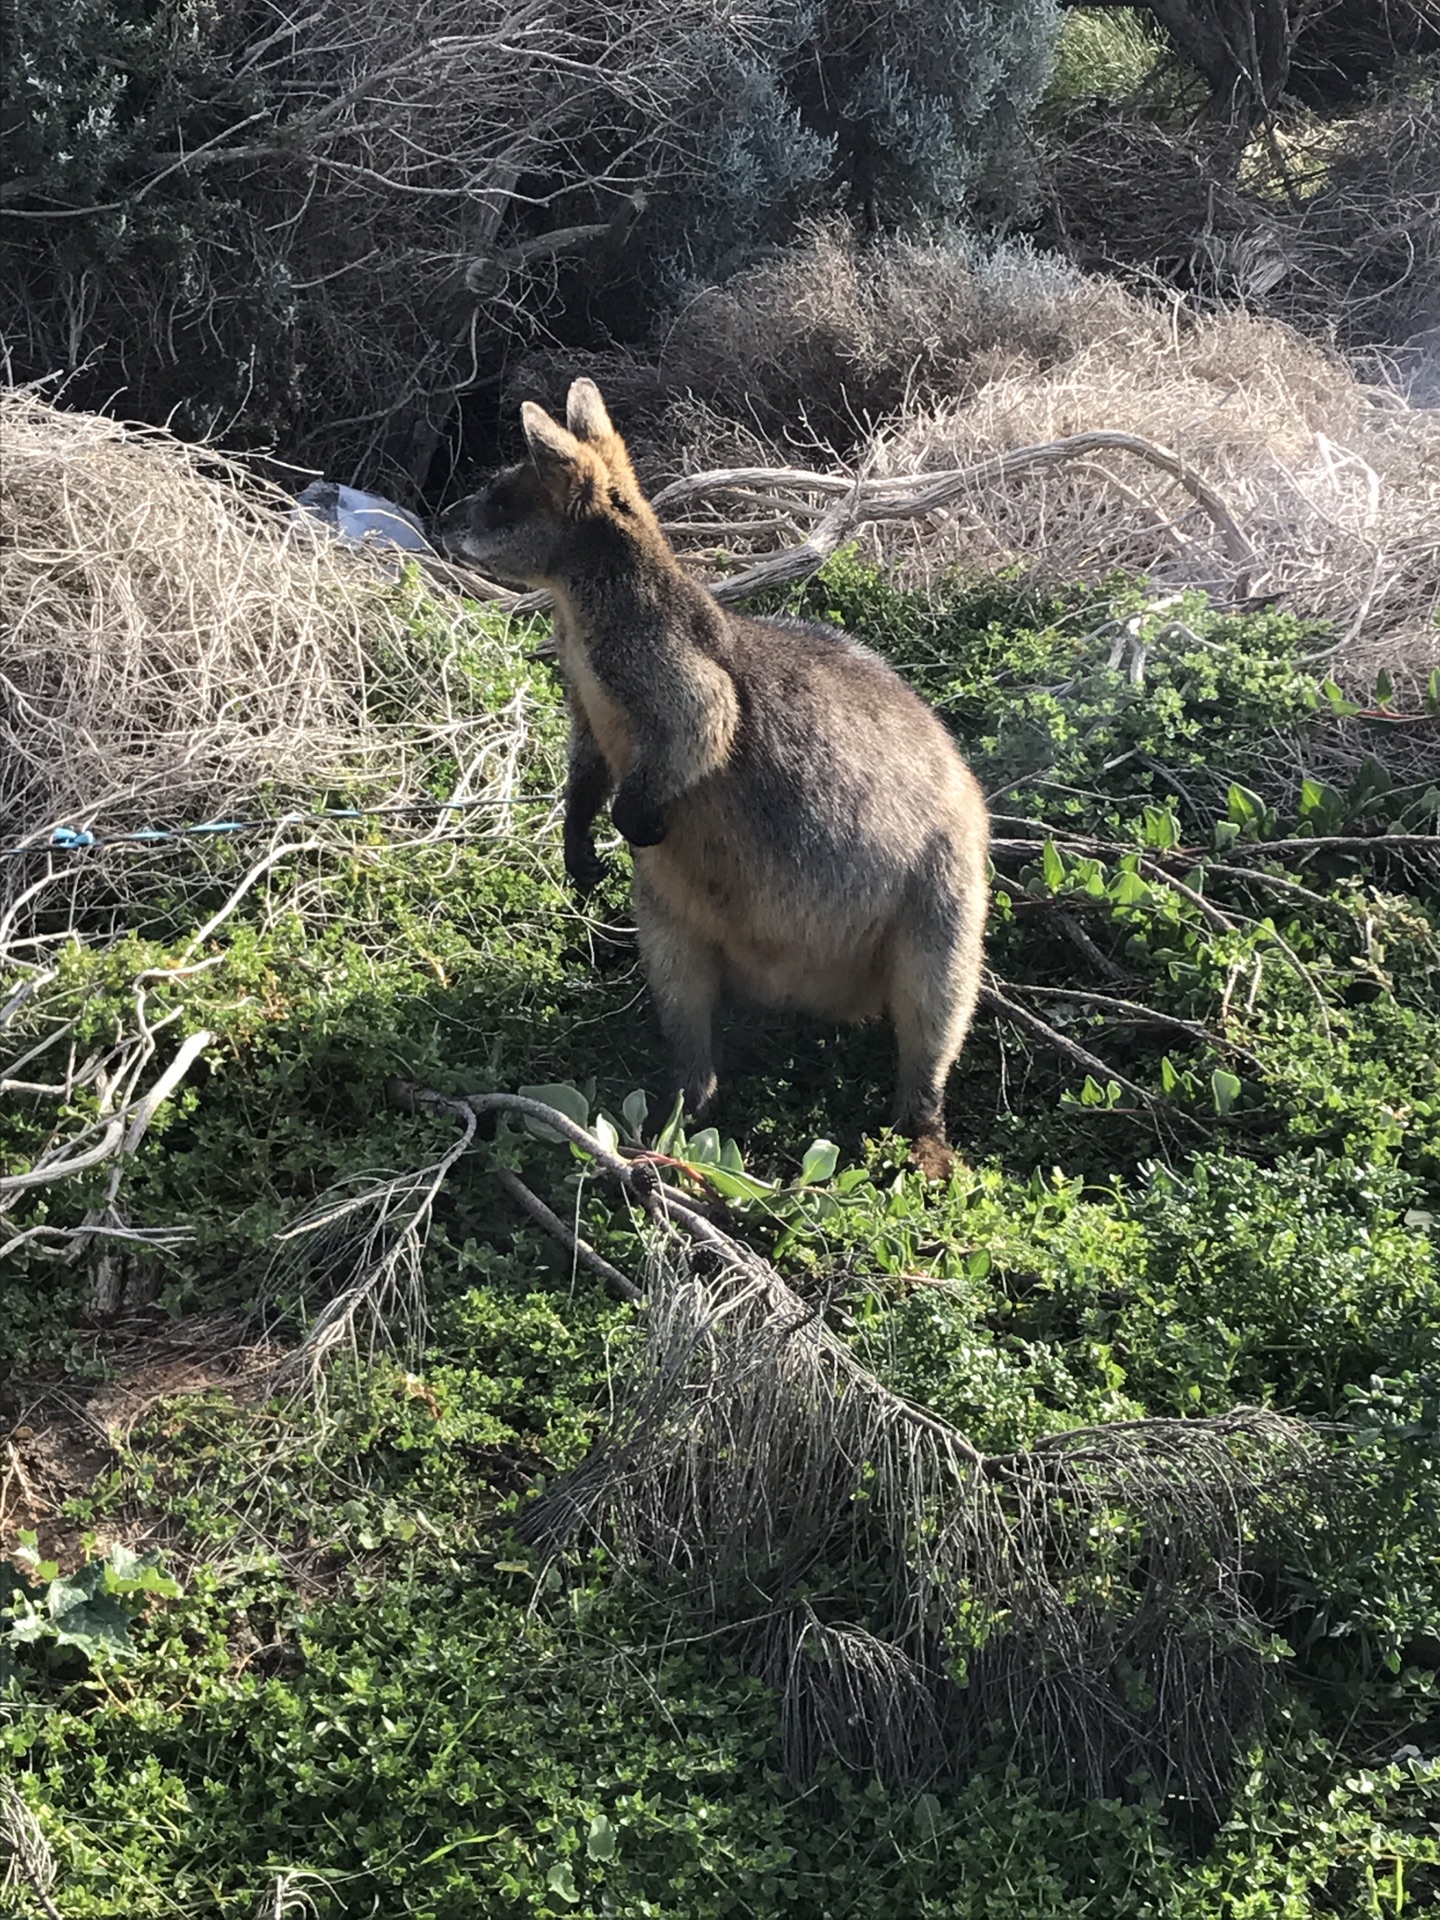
[
  {"xmin": 586, "ymin": 1814, "xmax": 618, "ymax": 1862},
  {"xmin": 546, "ymin": 1861, "xmax": 580, "ymax": 1903}
]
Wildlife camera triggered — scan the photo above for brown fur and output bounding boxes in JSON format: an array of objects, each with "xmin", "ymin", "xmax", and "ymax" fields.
[{"xmin": 438, "ymin": 380, "xmax": 989, "ymax": 1172}]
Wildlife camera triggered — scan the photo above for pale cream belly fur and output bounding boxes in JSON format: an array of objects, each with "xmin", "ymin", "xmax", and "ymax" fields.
[{"xmin": 636, "ymin": 840, "xmax": 894, "ymax": 1021}]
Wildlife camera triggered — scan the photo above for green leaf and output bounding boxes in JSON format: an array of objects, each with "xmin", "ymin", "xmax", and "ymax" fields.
[
  {"xmin": 1160, "ymin": 1054, "xmax": 1179, "ymax": 1095},
  {"xmin": 1041, "ymin": 839, "xmax": 1065, "ymax": 891},
  {"xmin": 1141, "ymin": 804, "xmax": 1179, "ymax": 850},
  {"xmin": 696, "ymin": 1164, "xmax": 776, "ymax": 1204},
  {"xmin": 517, "ymin": 1083, "xmax": 590, "ymax": 1143},
  {"xmin": 1211, "ymin": 1069, "xmax": 1242, "ymax": 1116},
  {"xmin": 1226, "ymin": 784, "xmax": 1261, "ymax": 831},
  {"xmin": 654, "ymin": 1090, "xmax": 687, "ymax": 1156},
  {"xmin": 800, "ymin": 1139, "xmax": 839, "ymax": 1184},
  {"xmin": 546, "ymin": 1861, "xmax": 580, "ymax": 1903},
  {"xmin": 688, "ymin": 1126, "xmax": 722, "ymax": 1166},
  {"xmin": 586, "ymin": 1814, "xmax": 618, "ymax": 1862},
  {"xmin": 1373, "ymin": 667, "xmax": 1393, "ymax": 707},
  {"xmin": 620, "ymin": 1089, "xmax": 649, "ymax": 1140},
  {"xmin": 42, "ymin": 1573, "xmax": 138, "ymax": 1657},
  {"xmin": 593, "ymin": 1112, "xmax": 619, "ymax": 1156},
  {"xmin": 102, "ymin": 1546, "xmax": 179, "ymax": 1601},
  {"xmin": 1110, "ymin": 868, "xmax": 1149, "ymax": 907}
]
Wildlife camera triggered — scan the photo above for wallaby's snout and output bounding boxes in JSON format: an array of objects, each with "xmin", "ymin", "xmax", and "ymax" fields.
[{"xmin": 435, "ymin": 470, "xmax": 555, "ymax": 584}]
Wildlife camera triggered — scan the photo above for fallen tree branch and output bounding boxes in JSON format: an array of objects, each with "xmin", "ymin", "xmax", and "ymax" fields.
[
  {"xmin": 493, "ymin": 1167, "xmax": 642, "ymax": 1304},
  {"xmin": 269, "ymin": 1082, "xmax": 1347, "ymax": 1799},
  {"xmin": 0, "ymin": 1779, "xmax": 63, "ymax": 1920},
  {"xmin": 443, "ymin": 429, "xmax": 1263, "ymax": 615},
  {"xmin": 1007, "ymin": 980, "xmax": 1264, "ymax": 1067},
  {"xmin": 662, "ymin": 431, "xmax": 1260, "ymax": 605},
  {"xmin": 0, "ymin": 1029, "xmax": 215, "ymax": 1200}
]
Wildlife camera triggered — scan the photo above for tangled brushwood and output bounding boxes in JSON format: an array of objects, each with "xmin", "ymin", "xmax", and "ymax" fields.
[
  {"xmin": 276, "ymin": 1086, "xmax": 1350, "ymax": 1810},
  {"xmin": 0, "ymin": 391, "xmax": 398, "ymax": 848},
  {"xmin": 526, "ymin": 1230, "xmax": 1337, "ymax": 1805},
  {"xmin": 524, "ymin": 228, "xmax": 1440, "ymax": 687}
]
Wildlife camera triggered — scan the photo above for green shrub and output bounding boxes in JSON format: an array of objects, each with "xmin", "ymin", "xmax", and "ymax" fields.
[{"xmin": 2, "ymin": 562, "xmax": 1437, "ymax": 1916}]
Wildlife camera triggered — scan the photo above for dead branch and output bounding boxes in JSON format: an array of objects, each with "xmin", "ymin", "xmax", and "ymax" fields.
[
  {"xmin": 493, "ymin": 1167, "xmax": 643, "ymax": 1303},
  {"xmin": 0, "ymin": 1780, "xmax": 63, "ymax": 1920},
  {"xmin": 1007, "ymin": 980, "xmax": 1264, "ymax": 1067},
  {"xmin": 677, "ymin": 431, "xmax": 1260, "ymax": 606},
  {"xmin": 0, "ymin": 1029, "xmax": 215, "ymax": 1200},
  {"xmin": 980, "ymin": 982, "xmax": 1193, "ymax": 1123}
]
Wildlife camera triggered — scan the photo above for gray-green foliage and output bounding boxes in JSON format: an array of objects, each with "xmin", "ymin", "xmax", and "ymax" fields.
[
  {"xmin": 1, "ymin": 2, "xmax": 1062, "ymax": 475},
  {"xmin": 652, "ymin": 1, "xmax": 1062, "ymax": 293}
]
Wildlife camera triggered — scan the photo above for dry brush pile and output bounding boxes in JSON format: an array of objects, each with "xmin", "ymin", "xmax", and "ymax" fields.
[{"xmin": 521, "ymin": 228, "xmax": 1440, "ymax": 689}]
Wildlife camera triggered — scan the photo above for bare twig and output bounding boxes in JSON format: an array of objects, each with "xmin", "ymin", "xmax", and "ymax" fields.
[
  {"xmin": 493, "ymin": 1167, "xmax": 642, "ymax": 1303},
  {"xmin": 0, "ymin": 1780, "xmax": 63, "ymax": 1920},
  {"xmin": 980, "ymin": 982, "xmax": 1194, "ymax": 1123}
]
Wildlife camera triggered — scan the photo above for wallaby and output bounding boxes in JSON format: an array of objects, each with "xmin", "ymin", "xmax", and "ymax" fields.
[{"xmin": 437, "ymin": 380, "xmax": 989, "ymax": 1176}]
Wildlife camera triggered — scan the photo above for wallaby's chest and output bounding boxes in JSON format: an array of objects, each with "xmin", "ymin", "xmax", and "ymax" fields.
[{"xmin": 554, "ymin": 622, "xmax": 635, "ymax": 777}]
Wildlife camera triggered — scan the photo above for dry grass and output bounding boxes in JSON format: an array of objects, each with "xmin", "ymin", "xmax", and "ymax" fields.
[
  {"xmin": 868, "ymin": 309, "xmax": 1440, "ymax": 686},
  {"xmin": 1039, "ymin": 94, "xmax": 1440, "ymax": 382},
  {"xmin": 574, "ymin": 229, "xmax": 1439, "ymax": 688},
  {"xmin": 515, "ymin": 226, "xmax": 1150, "ymax": 467},
  {"xmin": 0, "ymin": 388, "xmax": 406, "ymax": 852}
]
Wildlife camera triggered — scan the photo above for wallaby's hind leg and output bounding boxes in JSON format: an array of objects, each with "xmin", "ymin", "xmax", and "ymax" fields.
[
  {"xmin": 888, "ymin": 861, "xmax": 987, "ymax": 1178},
  {"xmin": 633, "ymin": 874, "xmax": 722, "ymax": 1117}
]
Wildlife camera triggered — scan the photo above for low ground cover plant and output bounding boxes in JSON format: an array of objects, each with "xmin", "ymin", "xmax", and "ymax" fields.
[{"xmin": 2, "ymin": 555, "xmax": 1437, "ymax": 1917}]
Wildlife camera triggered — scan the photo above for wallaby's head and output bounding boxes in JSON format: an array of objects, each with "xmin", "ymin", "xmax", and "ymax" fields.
[{"xmin": 437, "ymin": 379, "xmax": 653, "ymax": 587}]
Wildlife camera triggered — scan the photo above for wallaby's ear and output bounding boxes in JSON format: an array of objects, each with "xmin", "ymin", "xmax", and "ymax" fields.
[
  {"xmin": 565, "ymin": 376, "xmax": 647, "ymax": 504},
  {"xmin": 520, "ymin": 402, "xmax": 584, "ymax": 475},
  {"xmin": 566, "ymin": 379, "xmax": 614, "ymax": 444}
]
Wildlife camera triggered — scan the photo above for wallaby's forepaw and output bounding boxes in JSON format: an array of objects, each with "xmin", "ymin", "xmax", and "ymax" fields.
[
  {"xmin": 564, "ymin": 834, "xmax": 610, "ymax": 896},
  {"xmin": 612, "ymin": 783, "xmax": 667, "ymax": 848}
]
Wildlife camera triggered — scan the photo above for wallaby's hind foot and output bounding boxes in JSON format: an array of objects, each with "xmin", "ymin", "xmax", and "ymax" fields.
[{"xmin": 909, "ymin": 1130, "xmax": 955, "ymax": 1182}]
